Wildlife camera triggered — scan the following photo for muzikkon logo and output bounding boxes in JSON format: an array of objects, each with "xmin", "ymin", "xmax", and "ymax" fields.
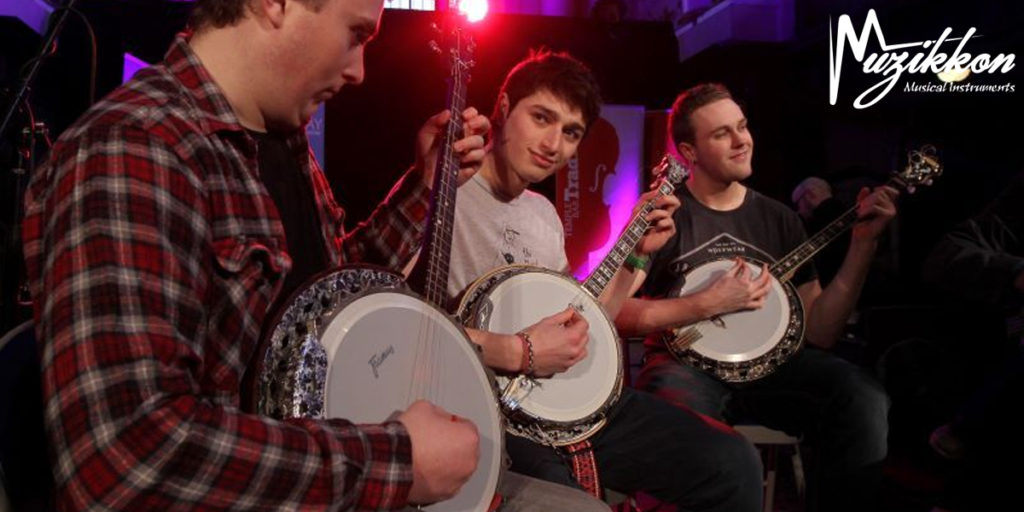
[{"xmin": 829, "ymin": 9, "xmax": 1015, "ymax": 109}]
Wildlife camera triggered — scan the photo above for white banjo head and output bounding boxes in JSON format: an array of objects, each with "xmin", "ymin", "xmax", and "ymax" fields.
[
  {"xmin": 256, "ymin": 266, "xmax": 503, "ymax": 512},
  {"xmin": 321, "ymin": 290, "xmax": 503, "ymax": 512},
  {"xmin": 668, "ymin": 257, "xmax": 804, "ymax": 382},
  {"xmin": 681, "ymin": 259, "xmax": 792, "ymax": 362},
  {"xmin": 460, "ymin": 267, "xmax": 622, "ymax": 430}
]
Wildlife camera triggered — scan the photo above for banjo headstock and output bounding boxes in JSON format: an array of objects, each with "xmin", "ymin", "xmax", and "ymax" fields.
[
  {"xmin": 428, "ymin": 6, "xmax": 476, "ymax": 86},
  {"xmin": 892, "ymin": 144, "xmax": 942, "ymax": 194},
  {"xmin": 653, "ymin": 154, "xmax": 691, "ymax": 192}
]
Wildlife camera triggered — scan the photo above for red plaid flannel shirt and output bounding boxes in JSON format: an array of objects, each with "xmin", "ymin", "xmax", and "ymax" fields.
[{"xmin": 22, "ymin": 36, "xmax": 430, "ymax": 511}]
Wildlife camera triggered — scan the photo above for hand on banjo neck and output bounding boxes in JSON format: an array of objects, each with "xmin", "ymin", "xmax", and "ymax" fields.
[
  {"xmin": 509, "ymin": 184, "xmax": 682, "ymax": 379},
  {"xmin": 689, "ymin": 183, "xmax": 900, "ymax": 322}
]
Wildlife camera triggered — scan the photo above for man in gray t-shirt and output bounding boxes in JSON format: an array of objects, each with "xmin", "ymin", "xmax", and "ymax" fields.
[
  {"xmin": 438, "ymin": 51, "xmax": 765, "ymax": 512},
  {"xmin": 446, "ymin": 173, "xmax": 568, "ymax": 299}
]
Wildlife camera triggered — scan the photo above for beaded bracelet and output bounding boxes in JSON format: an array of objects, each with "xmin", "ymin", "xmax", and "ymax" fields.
[{"xmin": 517, "ymin": 331, "xmax": 535, "ymax": 376}]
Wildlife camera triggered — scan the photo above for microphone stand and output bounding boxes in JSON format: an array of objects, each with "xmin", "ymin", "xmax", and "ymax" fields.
[
  {"xmin": 0, "ymin": 0, "xmax": 79, "ymax": 140},
  {"xmin": 1, "ymin": 0, "xmax": 79, "ymax": 323}
]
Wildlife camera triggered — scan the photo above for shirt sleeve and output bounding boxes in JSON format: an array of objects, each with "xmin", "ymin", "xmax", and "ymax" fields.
[
  {"xmin": 23, "ymin": 126, "xmax": 413, "ymax": 511},
  {"xmin": 924, "ymin": 172, "xmax": 1024, "ymax": 305},
  {"xmin": 638, "ymin": 212, "xmax": 683, "ymax": 299},
  {"xmin": 310, "ymin": 157, "xmax": 430, "ymax": 269},
  {"xmin": 782, "ymin": 208, "xmax": 819, "ymax": 287},
  {"xmin": 924, "ymin": 213, "xmax": 1024, "ymax": 305}
]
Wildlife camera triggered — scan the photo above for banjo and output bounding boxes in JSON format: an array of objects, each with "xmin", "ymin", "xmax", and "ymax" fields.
[
  {"xmin": 664, "ymin": 145, "xmax": 942, "ymax": 382},
  {"xmin": 253, "ymin": 13, "xmax": 503, "ymax": 512},
  {"xmin": 458, "ymin": 155, "xmax": 689, "ymax": 446}
]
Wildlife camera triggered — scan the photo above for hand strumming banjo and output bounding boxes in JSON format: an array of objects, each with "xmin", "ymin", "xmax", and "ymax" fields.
[
  {"xmin": 253, "ymin": 12, "xmax": 503, "ymax": 511},
  {"xmin": 457, "ymin": 155, "xmax": 690, "ymax": 446},
  {"xmin": 664, "ymin": 145, "xmax": 942, "ymax": 383}
]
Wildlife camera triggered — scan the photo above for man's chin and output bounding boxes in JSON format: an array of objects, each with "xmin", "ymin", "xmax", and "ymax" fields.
[
  {"xmin": 731, "ymin": 165, "xmax": 753, "ymax": 181},
  {"xmin": 265, "ymin": 115, "xmax": 305, "ymax": 134},
  {"xmin": 528, "ymin": 165, "xmax": 561, "ymax": 182}
]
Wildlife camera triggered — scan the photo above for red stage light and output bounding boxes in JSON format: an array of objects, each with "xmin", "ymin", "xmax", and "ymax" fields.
[{"xmin": 458, "ymin": 0, "xmax": 488, "ymax": 22}]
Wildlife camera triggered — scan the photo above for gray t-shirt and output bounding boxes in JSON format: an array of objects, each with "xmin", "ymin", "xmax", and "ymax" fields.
[{"xmin": 447, "ymin": 174, "xmax": 569, "ymax": 299}]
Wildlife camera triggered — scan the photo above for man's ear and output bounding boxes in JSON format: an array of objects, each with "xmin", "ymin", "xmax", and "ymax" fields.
[
  {"xmin": 258, "ymin": 0, "xmax": 287, "ymax": 28},
  {"xmin": 678, "ymin": 142, "xmax": 696, "ymax": 166},
  {"xmin": 499, "ymin": 93, "xmax": 510, "ymax": 121}
]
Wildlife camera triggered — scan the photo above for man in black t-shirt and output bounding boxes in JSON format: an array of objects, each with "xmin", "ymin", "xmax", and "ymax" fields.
[{"xmin": 615, "ymin": 83, "xmax": 898, "ymax": 512}]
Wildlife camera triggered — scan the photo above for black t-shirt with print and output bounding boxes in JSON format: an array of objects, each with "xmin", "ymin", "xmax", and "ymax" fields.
[{"xmin": 640, "ymin": 184, "xmax": 817, "ymax": 301}]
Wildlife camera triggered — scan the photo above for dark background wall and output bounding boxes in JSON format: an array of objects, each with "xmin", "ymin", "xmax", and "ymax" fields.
[
  {"xmin": 3, "ymin": 4, "xmax": 1024, "ymax": 507},
  {"xmin": 2, "ymin": 0, "xmax": 1023, "ymax": 333}
]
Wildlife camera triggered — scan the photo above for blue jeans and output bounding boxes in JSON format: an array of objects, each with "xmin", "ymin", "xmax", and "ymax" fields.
[
  {"xmin": 506, "ymin": 387, "xmax": 763, "ymax": 512},
  {"xmin": 638, "ymin": 346, "xmax": 890, "ymax": 512}
]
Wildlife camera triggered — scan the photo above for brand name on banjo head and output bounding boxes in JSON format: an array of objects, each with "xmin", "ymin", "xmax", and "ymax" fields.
[{"xmin": 369, "ymin": 345, "xmax": 396, "ymax": 379}]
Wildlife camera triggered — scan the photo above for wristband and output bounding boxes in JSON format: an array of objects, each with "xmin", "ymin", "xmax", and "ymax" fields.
[{"xmin": 624, "ymin": 252, "xmax": 649, "ymax": 271}]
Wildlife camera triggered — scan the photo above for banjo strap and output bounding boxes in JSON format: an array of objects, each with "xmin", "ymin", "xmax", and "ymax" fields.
[{"xmin": 565, "ymin": 440, "xmax": 602, "ymax": 499}]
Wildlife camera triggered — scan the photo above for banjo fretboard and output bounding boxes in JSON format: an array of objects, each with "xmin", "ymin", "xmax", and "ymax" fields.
[
  {"xmin": 770, "ymin": 154, "xmax": 940, "ymax": 283},
  {"xmin": 582, "ymin": 157, "xmax": 687, "ymax": 298},
  {"xmin": 410, "ymin": 24, "xmax": 473, "ymax": 307}
]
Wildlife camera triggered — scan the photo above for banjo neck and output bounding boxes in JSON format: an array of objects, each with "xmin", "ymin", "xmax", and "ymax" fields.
[
  {"xmin": 770, "ymin": 160, "xmax": 936, "ymax": 283},
  {"xmin": 409, "ymin": 21, "xmax": 474, "ymax": 308},
  {"xmin": 668, "ymin": 146, "xmax": 940, "ymax": 383},
  {"xmin": 582, "ymin": 159, "xmax": 683, "ymax": 298},
  {"xmin": 770, "ymin": 205, "xmax": 860, "ymax": 283}
]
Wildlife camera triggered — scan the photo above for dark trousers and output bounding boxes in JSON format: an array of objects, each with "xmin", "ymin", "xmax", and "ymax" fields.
[
  {"xmin": 942, "ymin": 340, "xmax": 1024, "ymax": 511},
  {"xmin": 506, "ymin": 387, "xmax": 764, "ymax": 512},
  {"xmin": 638, "ymin": 346, "xmax": 890, "ymax": 512}
]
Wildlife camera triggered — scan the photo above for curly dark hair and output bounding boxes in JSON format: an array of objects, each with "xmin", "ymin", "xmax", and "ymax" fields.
[
  {"xmin": 668, "ymin": 83, "xmax": 733, "ymax": 146},
  {"xmin": 493, "ymin": 49, "xmax": 602, "ymax": 135}
]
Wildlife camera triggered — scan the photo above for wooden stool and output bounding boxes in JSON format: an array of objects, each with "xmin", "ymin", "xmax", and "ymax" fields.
[{"xmin": 734, "ymin": 424, "xmax": 805, "ymax": 512}]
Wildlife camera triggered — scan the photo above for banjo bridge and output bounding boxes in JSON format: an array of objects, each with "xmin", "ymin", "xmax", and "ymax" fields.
[{"xmin": 665, "ymin": 326, "xmax": 703, "ymax": 354}]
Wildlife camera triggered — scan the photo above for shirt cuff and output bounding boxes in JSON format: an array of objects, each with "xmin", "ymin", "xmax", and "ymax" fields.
[
  {"xmin": 388, "ymin": 167, "xmax": 430, "ymax": 236},
  {"xmin": 335, "ymin": 420, "xmax": 414, "ymax": 510}
]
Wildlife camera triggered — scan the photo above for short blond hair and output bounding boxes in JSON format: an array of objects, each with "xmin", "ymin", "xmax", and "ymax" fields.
[{"xmin": 189, "ymin": 0, "xmax": 331, "ymax": 30}]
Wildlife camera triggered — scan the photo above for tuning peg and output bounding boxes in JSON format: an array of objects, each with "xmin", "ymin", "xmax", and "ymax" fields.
[
  {"xmin": 429, "ymin": 40, "xmax": 442, "ymax": 54},
  {"xmin": 466, "ymin": 59, "xmax": 476, "ymax": 68},
  {"xmin": 431, "ymin": 22, "xmax": 441, "ymax": 34},
  {"xmin": 907, "ymin": 185, "xmax": 917, "ymax": 194}
]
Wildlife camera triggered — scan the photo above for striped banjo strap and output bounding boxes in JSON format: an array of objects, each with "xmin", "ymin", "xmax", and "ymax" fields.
[{"xmin": 565, "ymin": 439, "xmax": 602, "ymax": 499}]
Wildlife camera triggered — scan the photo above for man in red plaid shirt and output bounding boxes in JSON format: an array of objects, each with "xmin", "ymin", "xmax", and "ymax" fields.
[{"xmin": 21, "ymin": 0, "xmax": 506, "ymax": 509}]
